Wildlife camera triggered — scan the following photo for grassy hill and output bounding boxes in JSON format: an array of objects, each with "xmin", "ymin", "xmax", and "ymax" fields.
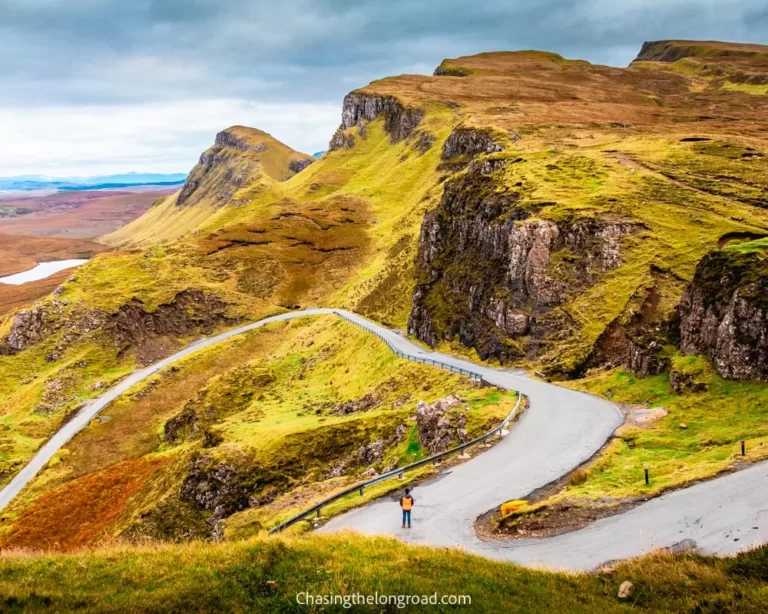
[
  {"xmin": 1, "ymin": 534, "xmax": 767, "ymax": 613},
  {"xmin": 1, "ymin": 40, "xmax": 768, "ymax": 567}
]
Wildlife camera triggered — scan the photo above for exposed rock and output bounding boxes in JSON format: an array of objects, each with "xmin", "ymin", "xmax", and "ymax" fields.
[
  {"xmin": 109, "ymin": 290, "xmax": 236, "ymax": 364},
  {"xmin": 329, "ymin": 91, "xmax": 424, "ymax": 151},
  {"xmin": 467, "ymin": 157, "xmax": 509, "ymax": 175},
  {"xmin": 408, "ymin": 169, "xmax": 636, "ymax": 363},
  {"xmin": 329, "ymin": 128, "xmax": 356, "ymax": 151},
  {"xmin": 6, "ymin": 305, "xmax": 55, "ymax": 351},
  {"xmin": 179, "ymin": 455, "xmax": 258, "ymax": 522},
  {"xmin": 214, "ymin": 130, "xmax": 268, "ymax": 152},
  {"xmin": 433, "ymin": 65, "xmax": 469, "ymax": 77},
  {"xmin": 327, "ymin": 460, "xmax": 348, "ymax": 478},
  {"xmin": 288, "ymin": 158, "xmax": 314, "ymax": 174},
  {"xmin": 411, "ymin": 131, "xmax": 436, "ymax": 154},
  {"xmin": 669, "ymin": 368, "xmax": 708, "ymax": 394},
  {"xmin": 35, "ymin": 378, "xmax": 76, "ymax": 414},
  {"xmin": 202, "ymin": 430, "xmax": 224, "ymax": 449},
  {"xmin": 677, "ymin": 249, "xmax": 768, "ymax": 381},
  {"xmin": 627, "ymin": 339, "xmax": 669, "ymax": 376},
  {"xmin": 45, "ymin": 350, "xmax": 62, "ymax": 363},
  {"xmin": 331, "ymin": 393, "xmax": 379, "ymax": 415},
  {"xmin": 164, "ymin": 406, "xmax": 199, "ymax": 443},
  {"xmin": 442, "ymin": 127, "xmax": 504, "ymax": 159},
  {"xmin": 617, "ymin": 580, "xmax": 634, "ymax": 600},
  {"xmin": 416, "ymin": 394, "xmax": 467, "ymax": 454},
  {"xmin": 358, "ymin": 440, "xmax": 385, "ymax": 465},
  {"xmin": 177, "ymin": 145, "xmax": 261, "ymax": 208}
]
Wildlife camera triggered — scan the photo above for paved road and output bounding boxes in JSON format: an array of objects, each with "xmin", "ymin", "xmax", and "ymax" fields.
[
  {"xmin": 321, "ymin": 316, "xmax": 768, "ymax": 571},
  {"xmin": 2, "ymin": 308, "xmax": 765, "ymax": 572}
]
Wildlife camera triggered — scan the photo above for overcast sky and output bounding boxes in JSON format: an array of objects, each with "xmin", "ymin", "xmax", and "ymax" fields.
[{"xmin": 1, "ymin": 0, "xmax": 767, "ymax": 177}]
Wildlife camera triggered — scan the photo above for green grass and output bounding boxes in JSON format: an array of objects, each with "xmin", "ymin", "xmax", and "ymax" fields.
[
  {"xmin": 1, "ymin": 315, "xmax": 515, "ymax": 549},
  {"xmin": 553, "ymin": 360, "xmax": 768, "ymax": 502},
  {"xmin": 0, "ymin": 533, "xmax": 767, "ymax": 613}
]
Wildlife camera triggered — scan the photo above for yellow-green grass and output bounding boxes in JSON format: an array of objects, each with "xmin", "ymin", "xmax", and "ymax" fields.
[
  {"xmin": 103, "ymin": 193, "xmax": 218, "ymax": 248},
  {"xmin": 513, "ymin": 358, "xmax": 768, "ymax": 517},
  {"xmin": 720, "ymin": 81, "xmax": 768, "ymax": 95},
  {"xmin": 1, "ymin": 316, "xmax": 514, "ymax": 549},
  {"xmin": 1, "ymin": 533, "xmax": 767, "ymax": 613}
]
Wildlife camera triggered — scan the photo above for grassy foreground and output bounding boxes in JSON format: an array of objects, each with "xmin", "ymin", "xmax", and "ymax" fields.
[{"xmin": 1, "ymin": 534, "xmax": 767, "ymax": 613}]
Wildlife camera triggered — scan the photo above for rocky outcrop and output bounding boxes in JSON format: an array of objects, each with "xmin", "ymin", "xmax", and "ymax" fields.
[
  {"xmin": 677, "ymin": 249, "xmax": 768, "ymax": 381},
  {"xmin": 214, "ymin": 130, "xmax": 267, "ymax": 152},
  {"xmin": 2, "ymin": 299, "xmax": 102, "ymax": 355},
  {"xmin": 109, "ymin": 290, "xmax": 236, "ymax": 364},
  {"xmin": 176, "ymin": 126, "xmax": 311, "ymax": 208},
  {"xmin": 634, "ymin": 40, "xmax": 766, "ymax": 63},
  {"xmin": 627, "ymin": 339, "xmax": 669, "ymax": 377},
  {"xmin": 442, "ymin": 127, "xmax": 504, "ymax": 159},
  {"xmin": 330, "ymin": 393, "xmax": 379, "ymax": 415},
  {"xmin": 329, "ymin": 128, "xmax": 356, "ymax": 151},
  {"xmin": 5, "ymin": 305, "xmax": 53, "ymax": 351},
  {"xmin": 179, "ymin": 455, "xmax": 258, "ymax": 523},
  {"xmin": 328, "ymin": 91, "xmax": 424, "ymax": 150},
  {"xmin": 416, "ymin": 395, "xmax": 468, "ymax": 454},
  {"xmin": 408, "ymin": 169, "xmax": 636, "ymax": 363},
  {"xmin": 177, "ymin": 140, "xmax": 262, "ymax": 208},
  {"xmin": 358, "ymin": 440, "xmax": 385, "ymax": 465},
  {"xmin": 288, "ymin": 158, "xmax": 314, "ymax": 173},
  {"xmin": 164, "ymin": 406, "xmax": 199, "ymax": 442},
  {"xmin": 433, "ymin": 65, "xmax": 469, "ymax": 77}
]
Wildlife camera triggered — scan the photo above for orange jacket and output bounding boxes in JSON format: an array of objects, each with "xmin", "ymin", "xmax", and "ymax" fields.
[{"xmin": 400, "ymin": 495, "xmax": 414, "ymax": 511}]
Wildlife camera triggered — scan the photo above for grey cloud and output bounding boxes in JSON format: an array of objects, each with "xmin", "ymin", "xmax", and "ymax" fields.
[{"xmin": 0, "ymin": 0, "xmax": 766, "ymax": 174}]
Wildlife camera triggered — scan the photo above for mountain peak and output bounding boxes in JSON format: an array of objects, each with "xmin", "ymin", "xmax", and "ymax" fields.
[{"xmin": 633, "ymin": 39, "xmax": 768, "ymax": 63}]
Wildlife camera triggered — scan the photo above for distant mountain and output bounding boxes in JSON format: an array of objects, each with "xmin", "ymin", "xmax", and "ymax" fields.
[{"xmin": 0, "ymin": 173, "xmax": 188, "ymax": 193}]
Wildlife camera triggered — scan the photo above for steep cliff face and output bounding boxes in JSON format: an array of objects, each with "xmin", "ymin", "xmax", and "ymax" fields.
[
  {"xmin": 442, "ymin": 127, "xmax": 504, "ymax": 159},
  {"xmin": 176, "ymin": 126, "xmax": 314, "ymax": 208},
  {"xmin": 328, "ymin": 91, "xmax": 424, "ymax": 151},
  {"xmin": 678, "ymin": 247, "xmax": 768, "ymax": 381},
  {"xmin": 408, "ymin": 166, "xmax": 636, "ymax": 364},
  {"xmin": 634, "ymin": 40, "xmax": 768, "ymax": 63}
]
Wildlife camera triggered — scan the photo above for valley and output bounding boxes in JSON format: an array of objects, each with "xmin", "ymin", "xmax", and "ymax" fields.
[{"xmin": 1, "ymin": 37, "xmax": 768, "ymax": 612}]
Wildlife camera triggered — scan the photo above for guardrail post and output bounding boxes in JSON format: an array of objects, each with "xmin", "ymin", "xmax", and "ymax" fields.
[
  {"xmin": 741, "ymin": 440, "xmax": 746, "ymax": 456},
  {"xmin": 644, "ymin": 468, "xmax": 649, "ymax": 485},
  {"xmin": 317, "ymin": 508, "xmax": 321, "ymax": 518},
  {"xmin": 359, "ymin": 487, "xmax": 364, "ymax": 496},
  {"xmin": 399, "ymin": 472, "xmax": 404, "ymax": 480}
]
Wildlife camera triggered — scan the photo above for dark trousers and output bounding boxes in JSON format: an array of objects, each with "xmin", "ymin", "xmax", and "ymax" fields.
[{"xmin": 402, "ymin": 510, "xmax": 411, "ymax": 526}]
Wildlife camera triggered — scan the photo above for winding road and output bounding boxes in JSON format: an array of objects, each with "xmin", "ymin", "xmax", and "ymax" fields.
[{"xmin": 2, "ymin": 309, "xmax": 766, "ymax": 571}]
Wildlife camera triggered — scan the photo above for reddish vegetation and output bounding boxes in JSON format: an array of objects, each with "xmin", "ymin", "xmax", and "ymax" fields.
[
  {"xmin": 0, "ymin": 233, "xmax": 107, "ymax": 277},
  {"xmin": 0, "ymin": 189, "xmax": 173, "ymax": 238},
  {"xmin": 0, "ymin": 268, "xmax": 71, "ymax": 316},
  {"xmin": 0, "ymin": 457, "xmax": 170, "ymax": 552},
  {"xmin": 0, "ymin": 233, "xmax": 109, "ymax": 315}
]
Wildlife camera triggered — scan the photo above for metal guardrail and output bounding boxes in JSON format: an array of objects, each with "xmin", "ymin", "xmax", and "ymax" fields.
[
  {"xmin": 332, "ymin": 310, "xmax": 485, "ymax": 383},
  {"xmin": 269, "ymin": 312, "xmax": 523, "ymax": 534}
]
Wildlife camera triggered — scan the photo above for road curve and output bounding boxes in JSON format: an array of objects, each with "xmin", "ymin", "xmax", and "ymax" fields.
[
  {"xmin": 321, "ymin": 316, "xmax": 768, "ymax": 571},
  {"xmin": 2, "ymin": 309, "xmax": 764, "ymax": 572}
]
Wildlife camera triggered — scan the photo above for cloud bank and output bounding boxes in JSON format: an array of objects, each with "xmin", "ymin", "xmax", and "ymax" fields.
[{"xmin": 1, "ymin": 0, "xmax": 766, "ymax": 175}]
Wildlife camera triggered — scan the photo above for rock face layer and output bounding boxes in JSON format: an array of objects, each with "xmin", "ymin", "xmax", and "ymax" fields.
[
  {"xmin": 408, "ymin": 168, "xmax": 635, "ymax": 364},
  {"xmin": 176, "ymin": 126, "xmax": 314, "ymax": 208},
  {"xmin": 678, "ymin": 249, "xmax": 768, "ymax": 381},
  {"xmin": 328, "ymin": 92, "xmax": 424, "ymax": 150}
]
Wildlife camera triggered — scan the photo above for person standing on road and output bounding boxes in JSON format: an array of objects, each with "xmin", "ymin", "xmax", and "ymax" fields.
[{"xmin": 400, "ymin": 488, "xmax": 414, "ymax": 528}]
